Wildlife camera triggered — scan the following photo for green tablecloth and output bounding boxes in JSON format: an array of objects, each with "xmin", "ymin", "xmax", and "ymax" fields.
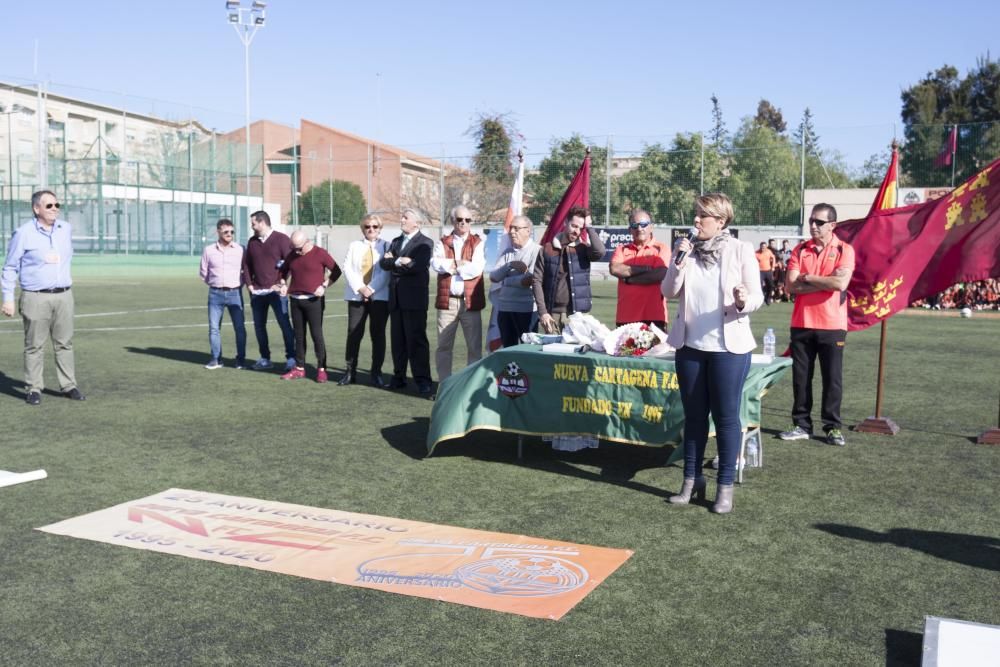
[{"xmin": 427, "ymin": 345, "xmax": 791, "ymax": 455}]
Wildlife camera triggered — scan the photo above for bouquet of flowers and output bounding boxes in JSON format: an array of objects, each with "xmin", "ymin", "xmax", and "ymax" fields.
[{"xmin": 605, "ymin": 322, "xmax": 668, "ymax": 357}]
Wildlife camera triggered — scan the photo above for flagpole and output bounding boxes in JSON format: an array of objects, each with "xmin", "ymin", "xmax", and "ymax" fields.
[
  {"xmin": 857, "ymin": 140, "xmax": 901, "ymax": 436},
  {"xmin": 950, "ymin": 123, "xmax": 957, "ymax": 188},
  {"xmin": 977, "ymin": 393, "xmax": 1000, "ymax": 444}
]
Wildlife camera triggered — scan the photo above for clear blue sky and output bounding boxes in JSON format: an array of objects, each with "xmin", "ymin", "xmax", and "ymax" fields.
[{"xmin": 1, "ymin": 0, "xmax": 997, "ymax": 167}]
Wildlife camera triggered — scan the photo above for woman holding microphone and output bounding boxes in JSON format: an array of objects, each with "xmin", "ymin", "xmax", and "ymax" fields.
[{"xmin": 662, "ymin": 193, "xmax": 763, "ymax": 514}]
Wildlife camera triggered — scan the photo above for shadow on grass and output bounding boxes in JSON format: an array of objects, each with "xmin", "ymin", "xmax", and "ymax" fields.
[
  {"xmin": 815, "ymin": 524, "xmax": 1000, "ymax": 572},
  {"xmin": 382, "ymin": 417, "xmax": 432, "ymax": 460},
  {"xmin": 0, "ymin": 369, "xmax": 25, "ymax": 398},
  {"xmin": 884, "ymin": 628, "xmax": 922, "ymax": 667},
  {"xmin": 125, "ymin": 346, "xmax": 209, "ymax": 366},
  {"xmin": 432, "ymin": 433, "xmax": 678, "ymax": 500}
]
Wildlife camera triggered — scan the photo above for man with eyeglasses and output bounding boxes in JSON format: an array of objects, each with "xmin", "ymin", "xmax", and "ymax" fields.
[
  {"xmin": 531, "ymin": 206, "xmax": 606, "ymax": 334},
  {"xmin": 199, "ymin": 219, "xmax": 247, "ymax": 370},
  {"xmin": 489, "ymin": 215, "xmax": 540, "ymax": 347},
  {"xmin": 243, "ymin": 210, "xmax": 296, "ymax": 372},
  {"xmin": 431, "ymin": 205, "xmax": 486, "ymax": 381},
  {"xmin": 2, "ymin": 190, "xmax": 85, "ymax": 405},
  {"xmin": 779, "ymin": 203, "xmax": 856, "ymax": 447},
  {"xmin": 609, "ymin": 209, "xmax": 669, "ymax": 329}
]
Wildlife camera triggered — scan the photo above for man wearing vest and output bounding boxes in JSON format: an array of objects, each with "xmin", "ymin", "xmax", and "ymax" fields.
[
  {"xmin": 779, "ymin": 203, "xmax": 856, "ymax": 447},
  {"xmin": 531, "ymin": 206, "xmax": 606, "ymax": 334},
  {"xmin": 431, "ymin": 206, "xmax": 486, "ymax": 381}
]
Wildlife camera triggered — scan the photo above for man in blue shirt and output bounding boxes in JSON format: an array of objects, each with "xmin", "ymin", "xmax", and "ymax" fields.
[{"xmin": 2, "ymin": 190, "xmax": 85, "ymax": 405}]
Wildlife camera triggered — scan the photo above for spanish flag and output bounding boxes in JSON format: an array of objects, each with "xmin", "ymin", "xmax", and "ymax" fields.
[{"xmin": 868, "ymin": 145, "xmax": 899, "ymax": 215}]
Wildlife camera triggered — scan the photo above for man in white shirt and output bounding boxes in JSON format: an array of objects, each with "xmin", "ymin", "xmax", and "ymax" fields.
[{"xmin": 431, "ymin": 206, "xmax": 486, "ymax": 381}]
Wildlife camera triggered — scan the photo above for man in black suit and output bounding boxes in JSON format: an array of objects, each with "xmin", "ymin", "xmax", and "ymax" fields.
[{"xmin": 379, "ymin": 208, "xmax": 435, "ymax": 394}]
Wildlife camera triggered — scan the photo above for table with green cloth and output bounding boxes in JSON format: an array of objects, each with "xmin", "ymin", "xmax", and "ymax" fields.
[{"xmin": 427, "ymin": 344, "xmax": 792, "ymax": 461}]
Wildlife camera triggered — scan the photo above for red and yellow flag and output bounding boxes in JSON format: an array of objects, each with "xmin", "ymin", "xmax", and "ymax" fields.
[
  {"xmin": 836, "ymin": 156, "xmax": 1000, "ymax": 330},
  {"xmin": 868, "ymin": 146, "xmax": 899, "ymax": 215}
]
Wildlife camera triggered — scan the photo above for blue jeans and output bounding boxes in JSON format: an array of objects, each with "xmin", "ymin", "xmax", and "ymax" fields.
[
  {"xmin": 208, "ymin": 287, "xmax": 247, "ymax": 364},
  {"xmin": 250, "ymin": 291, "xmax": 295, "ymax": 362},
  {"xmin": 675, "ymin": 346, "xmax": 751, "ymax": 486}
]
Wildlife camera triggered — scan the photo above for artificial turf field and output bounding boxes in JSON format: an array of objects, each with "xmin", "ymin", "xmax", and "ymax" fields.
[{"xmin": 1, "ymin": 256, "xmax": 998, "ymax": 666}]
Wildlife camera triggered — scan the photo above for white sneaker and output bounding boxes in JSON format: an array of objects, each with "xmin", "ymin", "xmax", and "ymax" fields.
[
  {"xmin": 204, "ymin": 360, "xmax": 222, "ymax": 370},
  {"xmin": 253, "ymin": 358, "xmax": 273, "ymax": 370}
]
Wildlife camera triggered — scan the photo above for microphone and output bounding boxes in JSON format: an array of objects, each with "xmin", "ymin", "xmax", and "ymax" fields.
[{"xmin": 674, "ymin": 227, "xmax": 699, "ymax": 266}]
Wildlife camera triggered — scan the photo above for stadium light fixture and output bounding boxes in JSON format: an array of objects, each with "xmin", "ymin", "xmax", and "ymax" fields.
[{"xmin": 225, "ymin": 1, "xmax": 266, "ymax": 224}]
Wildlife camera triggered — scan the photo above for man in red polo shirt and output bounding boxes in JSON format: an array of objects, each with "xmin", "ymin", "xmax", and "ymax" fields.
[
  {"xmin": 609, "ymin": 209, "xmax": 669, "ymax": 329},
  {"xmin": 779, "ymin": 203, "xmax": 855, "ymax": 446}
]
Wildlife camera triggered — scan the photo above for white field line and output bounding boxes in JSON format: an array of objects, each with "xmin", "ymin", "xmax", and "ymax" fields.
[{"xmin": 0, "ymin": 312, "xmax": 347, "ymax": 334}]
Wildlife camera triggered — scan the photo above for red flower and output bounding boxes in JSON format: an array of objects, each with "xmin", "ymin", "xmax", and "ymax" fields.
[{"xmin": 626, "ymin": 337, "xmax": 635, "ymax": 346}]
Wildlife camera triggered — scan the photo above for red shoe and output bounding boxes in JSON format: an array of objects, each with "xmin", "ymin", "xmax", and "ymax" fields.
[
  {"xmin": 280, "ymin": 366, "xmax": 306, "ymax": 380},
  {"xmin": 316, "ymin": 368, "xmax": 328, "ymax": 384}
]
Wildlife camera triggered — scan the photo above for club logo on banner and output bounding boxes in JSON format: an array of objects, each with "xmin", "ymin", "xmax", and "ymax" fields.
[
  {"xmin": 496, "ymin": 361, "xmax": 530, "ymax": 398},
  {"xmin": 37, "ymin": 489, "xmax": 631, "ymax": 620}
]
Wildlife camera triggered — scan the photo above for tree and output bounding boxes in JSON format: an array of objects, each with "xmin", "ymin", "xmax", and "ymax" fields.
[
  {"xmin": 792, "ymin": 107, "xmax": 819, "ymax": 155},
  {"xmin": 723, "ymin": 118, "xmax": 800, "ymax": 226},
  {"xmin": 297, "ymin": 179, "xmax": 367, "ymax": 226},
  {"xmin": 709, "ymin": 94, "xmax": 728, "ymax": 147},
  {"xmin": 465, "ymin": 112, "xmax": 519, "ymax": 183},
  {"xmin": 617, "ymin": 133, "xmax": 724, "ymax": 226},
  {"xmin": 753, "ymin": 99, "xmax": 787, "ymax": 135},
  {"xmin": 900, "ymin": 55, "xmax": 1000, "ymax": 185},
  {"xmin": 525, "ymin": 134, "xmax": 614, "ymax": 225},
  {"xmin": 856, "ymin": 149, "xmax": 891, "ymax": 188}
]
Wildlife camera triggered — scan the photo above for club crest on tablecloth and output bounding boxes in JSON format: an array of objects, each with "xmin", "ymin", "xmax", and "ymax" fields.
[{"xmin": 497, "ymin": 361, "xmax": 530, "ymax": 398}]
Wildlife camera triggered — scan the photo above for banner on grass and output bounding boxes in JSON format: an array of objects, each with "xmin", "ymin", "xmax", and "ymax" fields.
[{"xmin": 37, "ymin": 488, "xmax": 632, "ymax": 620}]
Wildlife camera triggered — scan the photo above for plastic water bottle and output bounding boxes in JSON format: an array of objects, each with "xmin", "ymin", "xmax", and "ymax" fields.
[
  {"xmin": 763, "ymin": 328, "xmax": 776, "ymax": 359},
  {"xmin": 746, "ymin": 433, "xmax": 760, "ymax": 468}
]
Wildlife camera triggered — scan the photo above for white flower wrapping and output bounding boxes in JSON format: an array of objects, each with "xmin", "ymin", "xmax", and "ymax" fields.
[{"xmin": 604, "ymin": 322, "xmax": 672, "ymax": 357}]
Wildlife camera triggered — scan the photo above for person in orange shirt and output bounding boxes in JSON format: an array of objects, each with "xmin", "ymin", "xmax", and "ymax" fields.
[
  {"xmin": 779, "ymin": 204, "xmax": 855, "ymax": 447},
  {"xmin": 609, "ymin": 209, "xmax": 670, "ymax": 329},
  {"xmin": 755, "ymin": 242, "xmax": 776, "ymax": 305}
]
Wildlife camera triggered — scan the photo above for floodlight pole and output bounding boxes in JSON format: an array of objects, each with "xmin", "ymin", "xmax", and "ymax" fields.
[{"xmin": 227, "ymin": 2, "xmax": 266, "ymax": 235}]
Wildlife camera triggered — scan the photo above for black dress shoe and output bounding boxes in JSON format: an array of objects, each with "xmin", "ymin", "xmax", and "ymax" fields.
[
  {"xmin": 371, "ymin": 374, "xmax": 388, "ymax": 389},
  {"xmin": 417, "ymin": 382, "xmax": 433, "ymax": 395},
  {"xmin": 389, "ymin": 378, "xmax": 407, "ymax": 390},
  {"xmin": 63, "ymin": 388, "xmax": 86, "ymax": 401},
  {"xmin": 337, "ymin": 372, "xmax": 356, "ymax": 386},
  {"xmin": 25, "ymin": 391, "xmax": 41, "ymax": 406}
]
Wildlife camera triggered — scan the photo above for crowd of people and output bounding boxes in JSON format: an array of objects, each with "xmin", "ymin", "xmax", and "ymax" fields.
[
  {"xmin": 910, "ymin": 279, "xmax": 1000, "ymax": 310},
  {"xmin": 9, "ymin": 189, "xmax": 965, "ymax": 516}
]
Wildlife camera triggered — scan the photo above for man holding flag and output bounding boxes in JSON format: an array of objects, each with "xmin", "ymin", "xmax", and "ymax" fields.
[{"xmin": 531, "ymin": 207, "xmax": 605, "ymax": 334}]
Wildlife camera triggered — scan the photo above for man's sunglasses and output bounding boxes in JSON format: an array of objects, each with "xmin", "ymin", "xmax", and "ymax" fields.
[
  {"xmin": 363, "ymin": 224, "xmax": 381, "ymax": 229},
  {"xmin": 808, "ymin": 218, "xmax": 833, "ymax": 227},
  {"xmin": 454, "ymin": 217, "xmax": 473, "ymax": 223},
  {"xmin": 220, "ymin": 229, "xmax": 234, "ymax": 234},
  {"xmin": 43, "ymin": 202, "xmax": 61, "ymax": 210},
  {"xmin": 628, "ymin": 221, "xmax": 651, "ymax": 230}
]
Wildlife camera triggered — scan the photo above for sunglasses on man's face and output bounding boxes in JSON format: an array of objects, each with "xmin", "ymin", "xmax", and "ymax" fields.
[
  {"xmin": 808, "ymin": 218, "xmax": 833, "ymax": 227},
  {"xmin": 220, "ymin": 229, "xmax": 234, "ymax": 235},
  {"xmin": 454, "ymin": 217, "xmax": 473, "ymax": 223},
  {"xmin": 363, "ymin": 225, "xmax": 381, "ymax": 230},
  {"xmin": 629, "ymin": 221, "xmax": 651, "ymax": 230},
  {"xmin": 42, "ymin": 202, "xmax": 61, "ymax": 210}
]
